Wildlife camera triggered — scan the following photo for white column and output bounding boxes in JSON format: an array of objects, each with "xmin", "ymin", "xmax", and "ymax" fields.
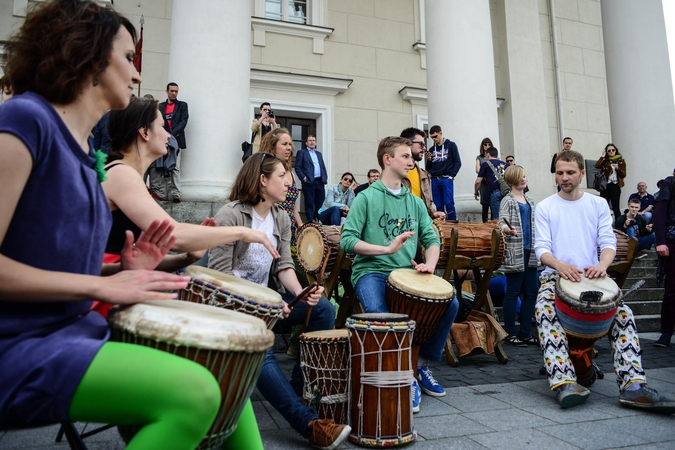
[
  {"xmin": 167, "ymin": 0, "xmax": 251, "ymax": 201},
  {"xmin": 601, "ymin": 0, "xmax": 675, "ymax": 203},
  {"xmin": 501, "ymin": 0, "xmax": 550, "ymax": 203},
  {"xmin": 425, "ymin": 0, "xmax": 499, "ymax": 215}
]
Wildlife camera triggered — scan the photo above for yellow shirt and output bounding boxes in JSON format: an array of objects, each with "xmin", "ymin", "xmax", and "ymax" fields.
[{"xmin": 408, "ymin": 166, "xmax": 422, "ymax": 198}]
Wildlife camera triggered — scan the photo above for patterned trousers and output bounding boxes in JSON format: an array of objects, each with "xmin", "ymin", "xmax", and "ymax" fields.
[{"xmin": 535, "ymin": 273, "xmax": 646, "ymax": 390}]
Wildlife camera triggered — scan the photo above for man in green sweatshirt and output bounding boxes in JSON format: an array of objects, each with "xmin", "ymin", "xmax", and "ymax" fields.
[{"xmin": 340, "ymin": 136, "xmax": 459, "ymax": 413}]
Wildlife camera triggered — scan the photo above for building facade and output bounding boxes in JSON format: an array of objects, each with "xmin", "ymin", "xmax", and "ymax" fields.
[{"xmin": 1, "ymin": 0, "xmax": 672, "ymax": 211}]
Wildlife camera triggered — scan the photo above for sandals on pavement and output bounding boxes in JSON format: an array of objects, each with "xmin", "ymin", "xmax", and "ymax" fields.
[
  {"xmin": 521, "ymin": 336, "xmax": 539, "ymax": 346},
  {"xmin": 504, "ymin": 336, "xmax": 527, "ymax": 347}
]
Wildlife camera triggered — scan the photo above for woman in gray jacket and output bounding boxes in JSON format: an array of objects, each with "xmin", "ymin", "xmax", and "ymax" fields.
[{"xmin": 499, "ymin": 165, "xmax": 538, "ymax": 346}]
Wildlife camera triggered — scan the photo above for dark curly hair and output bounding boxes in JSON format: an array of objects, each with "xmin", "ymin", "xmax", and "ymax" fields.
[
  {"xmin": 107, "ymin": 97, "xmax": 160, "ymax": 163},
  {"xmin": 3, "ymin": 0, "xmax": 136, "ymax": 105}
]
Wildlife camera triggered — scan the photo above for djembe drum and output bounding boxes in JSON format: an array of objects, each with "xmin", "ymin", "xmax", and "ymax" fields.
[
  {"xmin": 432, "ymin": 220, "xmax": 506, "ymax": 270},
  {"xmin": 385, "ymin": 268, "xmax": 454, "ymax": 345},
  {"xmin": 296, "ymin": 223, "xmax": 353, "ymax": 280},
  {"xmin": 346, "ymin": 313, "xmax": 416, "ymax": 447},
  {"xmin": 300, "ymin": 329, "xmax": 350, "ymax": 425},
  {"xmin": 179, "ymin": 266, "xmax": 285, "ymax": 329},
  {"xmin": 555, "ymin": 274, "xmax": 622, "ymax": 386},
  {"xmin": 108, "ymin": 300, "xmax": 273, "ymax": 450}
]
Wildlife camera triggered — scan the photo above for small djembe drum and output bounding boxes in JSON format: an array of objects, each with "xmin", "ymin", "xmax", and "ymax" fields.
[
  {"xmin": 108, "ymin": 300, "xmax": 273, "ymax": 450},
  {"xmin": 179, "ymin": 266, "xmax": 285, "ymax": 330},
  {"xmin": 385, "ymin": 268, "xmax": 454, "ymax": 345},
  {"xmin": 346, "ymin": 313, "xmax": 416, "ymax": 448},
  {"xmin": 555, "ymin": 274, "xmax": 622, "ymax": 386},
  {"xmin": 296, "ymin": 223, "xmax": 354, "ymax": 281},
  {"xmin": 432, "ymin": 220, "xmax": 507, "ymax": 270},
  {"xmin": 300, "ymin": 329, "xmax": 350, "ymax": 425}
]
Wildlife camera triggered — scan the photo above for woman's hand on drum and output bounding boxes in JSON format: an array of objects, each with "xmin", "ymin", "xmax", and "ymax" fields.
[
  {"xmin": 95, "ymin": 270, "xmax": 190, "ymax": 304},
  {"xmin": 411, "ymin": 260, "xmax": 434, "ymax": 274},
  {"xmin": 556, "ymin": 262, "xmax": 583, "ymax": 282},
  {"xmin": 242, "ymin": 229, "xmax": 280, "ymax": 259},
  {"xmin": 387, "ymin": 231, "xmax": 415, "ymax": 254},
  {"xmin": 121, "ymin": 219, "xmax": 178, "ymax": 271},
  {"xmin": 657, "ymin": 244, "xmax": 669, "ymax": 257}
]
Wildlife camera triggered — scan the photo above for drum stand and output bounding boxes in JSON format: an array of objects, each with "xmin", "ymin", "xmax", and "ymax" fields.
[{"xmin": 439, "ymin": 228, "xmax": 509, "ymax": 366}]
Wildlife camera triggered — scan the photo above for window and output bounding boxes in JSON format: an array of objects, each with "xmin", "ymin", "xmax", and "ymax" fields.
[{"xmin": 265, "ymin": 0, "xmax": 307, "ymax": 24}]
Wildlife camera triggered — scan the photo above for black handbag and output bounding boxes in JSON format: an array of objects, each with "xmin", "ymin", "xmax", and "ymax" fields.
[
  {"xmin": 241, "ymin": 132, "xmax": 255, "ymax": 163},
  {"xmin": 486, "ymin": 160, "xmax": 511, "ymax": 196},
  {"xmin": 593, "ymin": 171, "xmax": 608, "ymax": 192}
]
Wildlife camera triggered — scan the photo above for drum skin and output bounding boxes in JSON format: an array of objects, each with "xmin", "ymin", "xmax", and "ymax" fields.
[
  {"xmin": 180, "ymin": 265, "xmax": 285, "ymax": 330},
  {"xmin": 108, "ymin": 300, "xmax": 273, "ymax": 450},
  {"xmin": 299, "ymin": 330, "xmax": 350, "ymax": 425},
  {"xmin": 346, "ymin": 313, "xmax": 416, "ymax": 447},
  {"xmin": 385, "ymin": 269, "xmax": 454, "ymax": 345},
  {"xmin": 296, "ymin": 223, "xmax": 354, "ymax": 280},
  {"xmin": 432, "ymin": 220, "xmax": 506, "ymax": 270}
]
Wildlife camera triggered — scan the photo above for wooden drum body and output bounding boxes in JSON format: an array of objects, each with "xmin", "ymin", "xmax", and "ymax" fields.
[
  {"xmin": 296, "ymin": 223, "xmax": 353, "ymax": 280},
  {"xmin": 300, "ymin": 329, "xmax": 350, "ymax": 425},
  {"xmin": 346, "ymin": 313, "xmax": 416, "ymax": 448},
  {"xmin": 555, "ymin": 275, "xmax": 622, "ymax": 384},
  {"xmin": 108, "ymin": 300, "xmax": 274, "ymax": 450},
  {"xmin": 432, "ymin": 220, "xmax": 506, "ymax": 269},
  {"xmin": 180, "ymin": 266, "xmax": 285, "ymax": 330},
  {"xmin": 385, "ymin": 268, "xmax": 454, "ymax": 345}
]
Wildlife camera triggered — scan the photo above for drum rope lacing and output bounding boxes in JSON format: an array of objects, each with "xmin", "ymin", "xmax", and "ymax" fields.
[
  {"xmin": 300, "ymin": 336, "xmax": 350, "ymax": 424},
  {"xmin": 347, "ymin": 320, "xmax": 415, "ymax": 442}
]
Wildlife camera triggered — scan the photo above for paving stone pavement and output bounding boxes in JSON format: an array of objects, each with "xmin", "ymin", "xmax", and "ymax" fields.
[{"xmin": 2, "ymin": 333, "xmax": 674, "ymax": 449}]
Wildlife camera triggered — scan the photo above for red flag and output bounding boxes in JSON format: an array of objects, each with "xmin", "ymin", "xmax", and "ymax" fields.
[{"xmin": 133, "ymin": 26, "xmax": 143, "ymax": 74}]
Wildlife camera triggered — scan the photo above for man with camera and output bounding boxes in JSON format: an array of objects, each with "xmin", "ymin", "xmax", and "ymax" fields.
[
  {"xmin": 615, "ymin": 198, "xmax": 655, "ymax": 254},
  {"xmin": 251, "ymin": 101, "xmax": 279, "ymax": 154}
]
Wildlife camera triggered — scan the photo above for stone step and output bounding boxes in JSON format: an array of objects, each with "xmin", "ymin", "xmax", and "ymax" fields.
[{"xmin": 624, "ymin": 277, "xmax": 662, "ymax": 288}]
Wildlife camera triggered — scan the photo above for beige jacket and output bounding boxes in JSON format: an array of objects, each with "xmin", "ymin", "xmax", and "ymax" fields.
[
  {"xmin": 402, "ymin": 163, "xmax": 438, "ymax": 218},
  {"xmin": 251, "ymin": 119, "xmax": 280, "ymax": 154}
]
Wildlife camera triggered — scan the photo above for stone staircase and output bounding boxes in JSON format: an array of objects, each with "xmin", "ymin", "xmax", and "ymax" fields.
[{"xmin": 491, "ymin": 249, "xmax": 664, "ymax": 333}]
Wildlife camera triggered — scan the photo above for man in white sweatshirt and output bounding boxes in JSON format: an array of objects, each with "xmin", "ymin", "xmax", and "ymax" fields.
[{"xmin": 534, "ymin": 150, "xmax": 675, "ymax": 413}]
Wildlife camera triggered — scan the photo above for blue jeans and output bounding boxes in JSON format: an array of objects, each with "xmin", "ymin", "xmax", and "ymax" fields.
[
  {"xmin": 503, "ymin": 251, "xmax": 538, "ymax": 339},
  {"xmin": 625, "ymin": 227, "xmax": 655, "ymax": 251},
  {"xmin": 490, "ymin": 190, "xmax": 503, "ymax": 220},
  {"xmin": 256, "ymin": 294, "xmax": 335, "ymax": 436},
  {"xmin": 319, "ymin": 206, "xmax": 342, "ymax": 226},
  {"xmin": 302, "ymin": 178, "xmax": 325, "ymax": 222},
  {"xmin": 355, "ymin": 273, "xmax": 459, "ymax": 362},
  {"xmin": 431, "ymin": 177, "xmax": 456, "ymax": 220},
  {"xmin": 642, "ymin": 211, "xmax": 652, "ymax": 223}
]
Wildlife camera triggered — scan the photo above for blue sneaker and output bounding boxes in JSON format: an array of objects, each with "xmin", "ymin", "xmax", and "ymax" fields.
[
  {"xmin": 417, "ymin": 365, "xmax": 446, "ymax": 397},
  {"xmin": 411, "ymin": 379, "xmax": 421, "ymax": 413}
]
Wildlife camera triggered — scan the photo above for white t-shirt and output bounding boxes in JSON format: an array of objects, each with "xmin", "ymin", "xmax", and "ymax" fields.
[
  {"xmin": 233, "ymin": 209, "xmax": 277, "ymax": 286},
  {"xmin": 535, "ymin": 192, "xmax": 616, "ymax": 275}
]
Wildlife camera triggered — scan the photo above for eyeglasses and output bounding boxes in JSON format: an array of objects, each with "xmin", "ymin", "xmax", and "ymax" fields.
[
  {"xmin": 430, "ymin": 134, "xmax": 440, "ymax": 140},
  {"xmin": 343, "ymin": 177, "xmax": 353, "ymax": 183},
  {"xmin": 262, "ymin": 108, "xmax": 270, "ymax": 112},
  {"xmin": 411, "ymin": 141, "xmax": 426, "ymax": 148},
  {"xmin": 506, "ymin": 159, "xmax": 514, "ymax": 163},
  {"xmin": 607, "ymin": 148, "xmax": 616, "ymax": 152},
  {"xmin": 483, "ymin": 143, "xmax": 491, "ymax": 147}
]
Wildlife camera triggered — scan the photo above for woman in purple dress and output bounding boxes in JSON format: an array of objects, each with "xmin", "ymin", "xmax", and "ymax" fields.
[{"xmin": 0, "ymin": 1, "xmax": 231, "ymax": 448}]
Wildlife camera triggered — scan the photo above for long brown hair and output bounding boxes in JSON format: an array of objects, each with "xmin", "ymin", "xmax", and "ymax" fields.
[
  {"xmin": 230, "ymin": 152, "xmax": 285, "ymax": 204},
  {"xmin": 479, "ymin": 137, "xmax": 493, "ymax": 157},
  {"xmin": 259, "ymin": 127, "xmax": 293, "ymax": 170}
]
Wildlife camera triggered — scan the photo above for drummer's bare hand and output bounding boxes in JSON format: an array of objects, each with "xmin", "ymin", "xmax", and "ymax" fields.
[
  {"xmin": 387, "ymin": 232, "xmax": 415, "ymax": 254},
  {"xmin": 96, "ymin": 270, "xmax": 190, "ymax": 304},
  {"xmin": 584, "ymin": 265, "xmax": 607, "ymax": 279},
  {"xmin": 657, "ymin": 244, "xmax": 669, "ymax": 257},
  {"xmin": 242, "ymin": 230, "xmax": 280, "ymax": 259},
  {"xmin": 301, "ymin": 285, "xmax": 324, "ymax": 306},
  {"xmin": 121, "ymin": 219, "xmax": 177, "ymax": 271},
  {"xmin": 556, "ymin": 262, "xmax": 583, "ymax": 282},
  {"xmin": 432, "ymin": 211, "xmax": 446, "ymax": 219},
  {"xmin": 411, "ymin": 260, "xmax": 434, "ymax": 274},
  {"xmin": 281, "ymin": 301, "xmax": 291, "ymax": 318}
]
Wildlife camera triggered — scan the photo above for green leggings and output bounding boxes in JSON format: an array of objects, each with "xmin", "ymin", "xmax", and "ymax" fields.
[{"xmin": 69, "ymin": 342, "xmax": 263, "ymax": 450}]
